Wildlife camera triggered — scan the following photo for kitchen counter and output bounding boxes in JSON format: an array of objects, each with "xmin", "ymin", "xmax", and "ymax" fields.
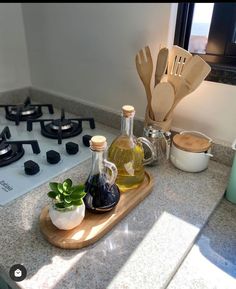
[
  {"xmin": 167, "ymin": 198, "xmax": 236, "ymax": 289},
  {"xmin": 0, "ymin": 121, "xmax": 231, "ymax": 289}
]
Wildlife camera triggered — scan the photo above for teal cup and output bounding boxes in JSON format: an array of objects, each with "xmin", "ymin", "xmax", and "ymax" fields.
[{"xmin": 225, "ymin": 139, "xmax": 236, "ymax": 204}]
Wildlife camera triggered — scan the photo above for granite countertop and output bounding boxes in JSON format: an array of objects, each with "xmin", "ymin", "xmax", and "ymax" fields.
[
  {"xmin": 0, "ymin": 122, "xmax": 231, "ymax": 289},
  {"xmin": 167, "ymin": 198, "xmax": 236, "ymax": 289}
]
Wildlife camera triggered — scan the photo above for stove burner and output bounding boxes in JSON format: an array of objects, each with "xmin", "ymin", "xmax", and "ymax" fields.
[
  {"xmin": 0, "ymin": 96, "xmax": 54, "ymax": 125},
  {"xmin": 0, "ymin": 142, "xmax": 12, "ymax": 156},
  {"xmin": 50, "ymin": 119, "xmax": 73, "ymax": 131},
  {"xmin": 10, "ymin": 105, "xmax": 37, "ymax": 116},
  {"xmin": 0, "ymin": 126, "xmax": 40, "ymax": 167},
  {"xmin": 43, "ymin": 121, "xmax": 82, "ymax": 139},
  {"xmin": 0, "ymin": 143, "xmax": 25, "ymax": 167},
  {"xmin": 27, "ymin": 109, "xmax": 95, "ymax": 144}
]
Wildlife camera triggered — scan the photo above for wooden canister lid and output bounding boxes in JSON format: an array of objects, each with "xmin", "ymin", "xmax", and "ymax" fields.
[
  {"xmin": 90, "ymin": 135, "xmax": 107, "ymax": 151},
  {"xmin": 122, "ymin": 105, "xmax": 135, "ymax": 117},
  {"xmin": 173, "ymin": 133, "xmax": 212, "ymax": 153}
]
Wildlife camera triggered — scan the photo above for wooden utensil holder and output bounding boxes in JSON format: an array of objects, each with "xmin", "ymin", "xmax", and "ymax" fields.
[{"xmin": 144, "ymin": 106, "xmax": 173, "ymax": 132}]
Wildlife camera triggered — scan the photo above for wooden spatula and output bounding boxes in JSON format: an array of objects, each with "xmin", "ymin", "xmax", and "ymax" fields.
[
  {"xmin": 167, "ymin": 45, "xmax": 192, "ymax": 94},
  {"xmin": 151, "ymin": 82, "xmax": 175, "ymax": 121},
  {"xmin": 180, "ymin": 55, "xmax": 211, "ymax": 93},
  {"xmin": 154, "ymin": 47, "xmax": 169, "ymax": 86},
  {"xmin": 164, "ymin": 55, "xmax": 211, "ymax": 120}
]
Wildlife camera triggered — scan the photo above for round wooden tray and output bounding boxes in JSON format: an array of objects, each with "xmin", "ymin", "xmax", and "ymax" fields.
[{"xmin": 40, "ymin": 171, "xmax": 154, "ymax": 249}]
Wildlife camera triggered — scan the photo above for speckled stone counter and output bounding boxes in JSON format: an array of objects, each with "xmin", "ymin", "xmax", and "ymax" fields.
[
  {"xmin": 167, "ymin": 198, "xmax": 236, "ymax": 289},
  {"xmin": 0, "ymin": 125, "xmax": 231, "ymax": 289}
]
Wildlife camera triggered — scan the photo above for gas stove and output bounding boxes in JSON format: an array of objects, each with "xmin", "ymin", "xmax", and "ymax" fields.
[{"xmin": 0, "ymin": 98, "xmax": 117, "ymax": 206}]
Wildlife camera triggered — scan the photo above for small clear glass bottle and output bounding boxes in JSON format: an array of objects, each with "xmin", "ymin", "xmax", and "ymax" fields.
[
  {"xmin": 108, "ymin": 105, "xmax": 155, "ymax": 191},
  {"xmin": 84, "ymin": 135, "xmax": 120, "ymax": 213}
]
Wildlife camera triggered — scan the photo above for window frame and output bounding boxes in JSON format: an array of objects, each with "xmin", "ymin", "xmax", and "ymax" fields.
[{"xmin": 174, "ymin": 3, "xmax": 236, "ymax": 85}]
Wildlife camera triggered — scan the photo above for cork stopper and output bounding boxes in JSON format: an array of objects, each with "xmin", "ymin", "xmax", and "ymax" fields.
[
  {"xmin": 122, "ymin": 105, "xmax": 135, "ymax": 118},
  {"xmin": 90, "ymin": 135, "xmax": 107, "ymax": 151}
]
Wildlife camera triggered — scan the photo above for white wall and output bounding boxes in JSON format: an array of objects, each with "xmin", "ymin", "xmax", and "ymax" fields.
[
  {"xmin": 0, "ymin": 3, "xmax": 30, "ymax": 91},
  {"xmin": 22, "ymin": 3, "xmax": 236, "ymax": 145},
  {"xmin": 172, "ymin": 81, "xmax": 236, "ymax": 146},
  {"xmin": 22, "ymin": 3, "xmax": 173, "ymax": 114}
]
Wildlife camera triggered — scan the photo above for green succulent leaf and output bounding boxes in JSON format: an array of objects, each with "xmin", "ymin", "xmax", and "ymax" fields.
[
  {"xmin": 55, "ymin": 202, "xmax": 65, "ymax": 209},
  {"xmin": 49, "ymin": 182, "xmax": 60, "ymax": 193},
  {"xmin": 47, "ymin": 191, "xmax": 58, "ymax": 199},
  {"xmin": 71, "ymin": 185, "xmax": 85, "ymax": 193},
  {"xmin": 57, "ymin": 183, "xmax": 64, "ymax": 193},
  {"xmin": 70, "ymin": 191, "xmax": 86, "ymax": 201},
  {"xmin": 64, "ymin": 202, "xmax": 73, "ymax": 208},
  {"xmin": 71, "ymin": 199, "xmax": 83, "ymax": 206},
  {"xmin": 58, "ymin": 194, "xmax": 65, "ymax": 202},
  {"xmin": 63, "ymin": 179, "xmax": 72, "ymax": 191},
  {"xmin": 64, "ymin": 196, "xmax": 72, "ymax": 204},
  {"xmin": 62, "ymin": 190, "xmax": 70, "ymax": 196}
]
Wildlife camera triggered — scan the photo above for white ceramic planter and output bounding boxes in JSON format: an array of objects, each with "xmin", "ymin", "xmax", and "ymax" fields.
[{"xmin": 49, "ymin": 203, "xmax": 85, "ymax": 230}]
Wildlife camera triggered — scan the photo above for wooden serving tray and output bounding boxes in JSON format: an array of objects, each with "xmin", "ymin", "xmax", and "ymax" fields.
[{"xmin": 40, "ymin": 171, "xmax": 154, "ymax": 249}]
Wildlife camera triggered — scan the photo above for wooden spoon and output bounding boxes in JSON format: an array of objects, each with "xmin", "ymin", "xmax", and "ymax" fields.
[
  {"xmin": 151, "ymin": 82, "xmax": 175, "ymax": 121},
  {"xmin": 154, "ymin": 47, "xmax": 169, "ymax": 86}
]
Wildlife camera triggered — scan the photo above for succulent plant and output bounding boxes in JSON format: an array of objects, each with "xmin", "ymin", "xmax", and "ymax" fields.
[{"xmin": 47, "ymin": 178, "xmax": 86, "ymax": 209}]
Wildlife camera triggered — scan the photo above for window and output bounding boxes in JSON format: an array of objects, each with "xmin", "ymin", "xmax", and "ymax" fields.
[
  {"xmin": 174, "ymin": 3, "xmax": 236, "ymax": 85},
  {"xmin": 188, "ymin": 3, "xmax": 214, "ymax": 54}
]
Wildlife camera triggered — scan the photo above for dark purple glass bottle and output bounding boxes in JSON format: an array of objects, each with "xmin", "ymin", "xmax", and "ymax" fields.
[{"xmin": 84, "ymin": 136, "xmax": 120, "ymax": 213}]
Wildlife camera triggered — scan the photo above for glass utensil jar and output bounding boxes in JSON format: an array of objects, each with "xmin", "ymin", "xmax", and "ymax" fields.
[
  {"xmin": 108, "ymin": 105, "xmax": 155, "ymax": 191},
  {"xmin": 143, "ymin": 125, "xmax": 171, "ymax": 166},
  {"xmin": 84, "ymin": 135, "xmax": 120, "ymax": 213}
]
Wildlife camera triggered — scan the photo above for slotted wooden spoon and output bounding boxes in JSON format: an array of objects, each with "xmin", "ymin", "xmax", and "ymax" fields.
[
  {"xmin": 135, "ymin": 46, "xmax": 155, "ymax": 120},
  {"xmin": 167, "ymin": 45, "xmax": 192, "ymax": 94}
]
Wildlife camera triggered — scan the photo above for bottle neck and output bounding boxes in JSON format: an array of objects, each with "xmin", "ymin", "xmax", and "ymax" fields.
[
  {"xmin": 121, "ymin": 115, "xmax": 133, "ymax": 136},
  {"xmin": 90, "ymin": 149, "xmax": 105, "ymax": 175}
]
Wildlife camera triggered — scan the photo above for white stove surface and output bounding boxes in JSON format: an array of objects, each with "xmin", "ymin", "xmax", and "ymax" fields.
[{"xmin": 0, "ymin": 109, "xmax": 117, "ymax": 206}]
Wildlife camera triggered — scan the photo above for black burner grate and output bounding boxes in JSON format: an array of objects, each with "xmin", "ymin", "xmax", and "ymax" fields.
[
  {"xmin": 0, "ymin": 126, "xmax": 40, "ymax": 167},
  {"xmin": 27, "ymin": 109, "xmax": 95, "ymax": 144},
  {"xmin": 0, "ymin": 96, "xmax": 54, "ymax": 125}
]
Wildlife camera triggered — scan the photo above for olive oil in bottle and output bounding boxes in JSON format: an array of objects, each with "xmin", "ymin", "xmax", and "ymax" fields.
[{"xmin": 108, "ymin": 105, "xmax": 150, "ymax": 191}]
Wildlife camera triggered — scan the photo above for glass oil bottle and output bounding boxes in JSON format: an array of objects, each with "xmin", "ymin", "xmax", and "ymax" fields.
[
  {"xmin": 108, "ymin": 105, "xmax": 155, "ymax": 191},
  {"xmin": 84, "ymin": 135, "xmax": 120, "ymax": 213}
]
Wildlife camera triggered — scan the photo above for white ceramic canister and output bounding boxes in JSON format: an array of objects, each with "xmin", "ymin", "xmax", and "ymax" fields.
[{"xmin": 170, "ymin": 131, "xmax": 213, "ymax": 172}]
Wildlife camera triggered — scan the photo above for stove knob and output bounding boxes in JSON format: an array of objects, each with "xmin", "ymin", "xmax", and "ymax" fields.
[
  {"xmin": 46, "ymin": 150, "xmax": 61, "ymax": 164},
  {"xmin": 83, "ymin": 135, "xmax": 92, "ymax": 147},
  {"xmin": 66, "ymin": 142, "xmax": 79, "ymax": 155},
  {"xmin": 24, "ymin": 160, "xmax": 40, "ymax": 175}
]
